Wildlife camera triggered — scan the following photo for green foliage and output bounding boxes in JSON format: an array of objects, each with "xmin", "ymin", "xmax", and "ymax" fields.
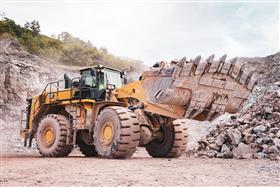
[
  {"xmin": 0, "ymin": 18, "xmax": 25, "ymax": 38},
  {"xmin": 24, "ymin": 20, "xmax": 40, "ymax": 35},
  {"xmin": 0, "ymin": 17, "xmax": 62, "ymax": 59},
  {"xmin": 0, "ymin": 17, "xmax": 143, "ymax": 71}
]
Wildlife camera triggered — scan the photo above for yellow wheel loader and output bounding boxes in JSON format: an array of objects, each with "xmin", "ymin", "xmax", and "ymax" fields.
[{"xmin": 20, "ymin": 55, "xmax": 258, "ymax": 158}]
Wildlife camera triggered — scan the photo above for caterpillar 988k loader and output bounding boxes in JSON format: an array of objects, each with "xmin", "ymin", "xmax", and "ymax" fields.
[{"xmin": 20, "ymin": 55, "xmax": 258, "ymax": 158}]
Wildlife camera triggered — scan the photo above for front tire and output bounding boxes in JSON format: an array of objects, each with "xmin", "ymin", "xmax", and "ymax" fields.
[
  {"xmin": 36, "ymin": 114, "xmax": 73, "ymax": 157},
  {"xmin": 93, "ymin": 106, "xmax": 140, "ymax": 159},
  {"xmin": 145, "ymin": 120, "xmax": 188, "ymax": 158}
]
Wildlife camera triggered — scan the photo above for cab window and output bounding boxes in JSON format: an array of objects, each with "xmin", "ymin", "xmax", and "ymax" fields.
[
  {"xmin": 103, "ymin": 69, "xmax": 122, "ymax": 88},
  {"xmin": 81, "ymin": 69, "xmax": 96, "ymax": 87}
]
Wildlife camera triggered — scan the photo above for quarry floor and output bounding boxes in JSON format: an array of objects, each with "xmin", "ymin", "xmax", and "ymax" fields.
[{"xmin": 1, "ymin": 149, "xmax": 280, "ymax": 186}]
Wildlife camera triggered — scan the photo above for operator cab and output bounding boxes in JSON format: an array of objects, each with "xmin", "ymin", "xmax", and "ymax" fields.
[{"xmin": 76, "ymin": 65, "xmax": 125, "ymax": 101}]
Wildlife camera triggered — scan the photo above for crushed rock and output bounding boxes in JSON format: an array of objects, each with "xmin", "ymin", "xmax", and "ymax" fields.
[{"xmin": 193, "ymin": 91, "xmax": 280, "ymax": 160}]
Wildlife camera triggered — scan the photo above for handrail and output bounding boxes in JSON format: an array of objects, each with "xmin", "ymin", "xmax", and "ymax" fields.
[{"xmin": 32, "ymin": 76, "xmax": 96, "ymax": 117}]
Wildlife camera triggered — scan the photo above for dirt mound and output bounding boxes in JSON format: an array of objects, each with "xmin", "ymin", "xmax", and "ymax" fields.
[{"xmin": 194, "ymin": 91, "xmax": 280, "ymax": 160}]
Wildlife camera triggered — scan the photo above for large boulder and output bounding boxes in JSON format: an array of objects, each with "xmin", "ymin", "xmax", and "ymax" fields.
[
  {"xmin": 226, "ymin": 129, "xmax": 241, "ymax": 145},
  {"xmin": 232, "ymin": 143, "xmax": 255, "ymax": 159}
]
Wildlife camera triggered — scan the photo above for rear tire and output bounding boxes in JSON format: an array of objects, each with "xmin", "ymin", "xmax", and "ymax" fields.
[
  {"xmin": 93, "ymin": 106, "xmax": 140, "ymax": 159},
  {"xmin": 145, "ymin": 120, "xmax": 188, "ymax": 158},
  {"xmin": 36, "ymin": 114, "xmax": 73, "ymax": 157},
  {"xmin": 77, "ymin": 131, "xmax": 98, "ymax": 157}
]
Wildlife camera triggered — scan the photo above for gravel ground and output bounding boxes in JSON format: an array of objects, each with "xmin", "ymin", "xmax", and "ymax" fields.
[{"xmin": 1, "ymin": 149, "xmax": 280, "ymax": 186}]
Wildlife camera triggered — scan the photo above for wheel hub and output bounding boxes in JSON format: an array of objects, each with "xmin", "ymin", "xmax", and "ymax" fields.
[
  {"xmin": 101, "ymin": 121, "xmax": 114, "ymax": 146},
  {"xmin": 42, "ymin": 125, "xmax": 55, "ymax": 147}
]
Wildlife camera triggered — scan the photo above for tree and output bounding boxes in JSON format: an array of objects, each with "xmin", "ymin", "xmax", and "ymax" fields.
[
  {"xmin": 30, "ymin": 20, "xmax": 40, "ymax": 35},
  {"xmin": 24, "ymin": 22, "xmax": 30, "ymax": 29},
  {"xmin": 24, "ymin": 20, "xmax": 40, "ymax": 35}
]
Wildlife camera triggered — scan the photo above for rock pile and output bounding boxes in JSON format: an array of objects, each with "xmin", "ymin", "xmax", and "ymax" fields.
[{"xmin": 195, "ymin": 91, "xmax": 280, "ymax": 160}]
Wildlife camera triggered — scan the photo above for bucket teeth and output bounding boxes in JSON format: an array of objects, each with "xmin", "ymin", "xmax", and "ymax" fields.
[
  {"xmin": 219, "ymin": 54, "xmax": 227, "ymax": 63},
  {"xmin": 239, "ymin": 68, "xmax": 250, "ymax": 85},
  {"xmin": 193, "ymin": 55, "xmax": 202, "ymax": 65},
  {"xmin": 195, "ymin": 57, "xmax": 207, "ymax": 75},
  {"xmin": 247, "ymin": 72, "xmax": 259, "ymax": 90},
  {"xmin": 236, "ymin": 63, "xmax": 245, "ymax": 81},
  {"xmin": 217, "ymin": 54, "xmax": 227, "ymax": 72},
  {"xmin": 178, "ymin": 57, "xmax": 187, "ymax": 66},
  {"xmin": 206, "ymin": 54, "xmax": 215, "ymax": 63},
  {"xmin": 220, "ymin": 60, "xmax": 232, "ymax": 74}
]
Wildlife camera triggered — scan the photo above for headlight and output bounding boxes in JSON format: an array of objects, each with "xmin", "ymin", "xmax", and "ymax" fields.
[{"xmin": 106, "ymin": 84, "xmax": 116, "ymax": 90}]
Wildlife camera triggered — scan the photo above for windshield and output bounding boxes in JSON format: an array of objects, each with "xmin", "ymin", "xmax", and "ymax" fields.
[{"xmin": 103, "ymin": 69, "xmax": 122, "ymax": 88}]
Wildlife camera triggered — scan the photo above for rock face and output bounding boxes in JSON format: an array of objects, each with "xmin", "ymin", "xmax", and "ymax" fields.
[
  {"xmin": 194, "ymin": 91, "xmax": 280, "ymax": 160},
  {"xmin": 0, "ymin": 39, "xmax": 79, "ymax": 153}
]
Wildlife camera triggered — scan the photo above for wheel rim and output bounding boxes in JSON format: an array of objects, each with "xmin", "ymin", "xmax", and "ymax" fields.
[
  {"xmin": 42, "ymin": 124, "xmax": 56, "ymax": 147},
  {"xmin": 101, "ymin": 121, "xmax": 114, "ymax": 146}
]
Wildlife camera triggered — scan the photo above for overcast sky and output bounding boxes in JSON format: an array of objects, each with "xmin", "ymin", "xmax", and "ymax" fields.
[{"xmin": 1, "ymin": 0, "xmax": 279, "ymax": 65}]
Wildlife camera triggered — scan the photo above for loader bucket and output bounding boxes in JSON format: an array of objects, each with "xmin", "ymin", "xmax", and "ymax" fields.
[{"xmin": 141, "ymin": 55, "xmax": 258, "ymax": 121}]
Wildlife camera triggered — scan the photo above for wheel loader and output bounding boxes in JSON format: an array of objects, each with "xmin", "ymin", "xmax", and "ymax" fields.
[{"xmin": 20, "ymin": 55, "xmax": 258, "ymax": 158}]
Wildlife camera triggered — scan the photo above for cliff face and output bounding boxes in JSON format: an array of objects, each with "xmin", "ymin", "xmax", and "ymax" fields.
[{"xmin": 0, "ymin": 39, "xmax": 79, "ymax": 152}]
